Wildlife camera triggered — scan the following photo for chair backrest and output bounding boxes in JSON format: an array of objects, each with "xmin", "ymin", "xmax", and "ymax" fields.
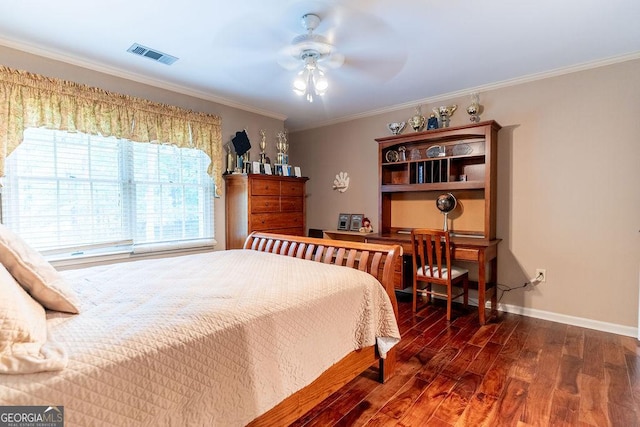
[{"xmin": 410, "ymin": 228, "xmax": 452, "ymax": 284}]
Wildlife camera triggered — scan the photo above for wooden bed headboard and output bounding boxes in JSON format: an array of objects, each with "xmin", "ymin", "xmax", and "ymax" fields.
[{"xmin": 243, "ymin": 231, "xmax": 402, "ymax": 318}]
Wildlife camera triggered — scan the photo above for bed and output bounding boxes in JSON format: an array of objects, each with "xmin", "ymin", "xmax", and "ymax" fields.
[{"xmin": 0, "ymin": 231, "xmax": 402, "ymax": 426}]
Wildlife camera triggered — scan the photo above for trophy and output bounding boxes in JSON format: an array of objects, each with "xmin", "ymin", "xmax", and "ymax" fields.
[
  {"xmin": 259, "ymin": 129, "xmax": 267, "ymax": 164},
  {"xmin": 387, "ymin": 121, "xmax": 406, "ymax": 135},
  {"xmin": 433, "ymin": 104, "xmax": 457, "ymax": 128},
  {"xmin": 283, "ymin": 133, "xmax": 289, "ymax": 165},
  {"xmin": 466, "ymin": 93, "xmax": 481, "ymax": 123},
  {"xmin": 225, "ymin": 142, "xmax": 234, "ymax": 174},
  {"xmin": 408, "ymin": 107, "xmax": 426, "ymax": 132},
  {"xmin": 276, "ymin": 130, "xmax": 289, "ymax": 168}
]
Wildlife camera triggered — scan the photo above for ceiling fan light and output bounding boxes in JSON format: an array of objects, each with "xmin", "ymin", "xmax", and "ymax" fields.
[
  {"xmin": 293, "ymin": 76, "xmax": 307, "ymax": 92},
  {"xmin": 314, "ymin": 73, "xmax": 328, "ymax": 93}
]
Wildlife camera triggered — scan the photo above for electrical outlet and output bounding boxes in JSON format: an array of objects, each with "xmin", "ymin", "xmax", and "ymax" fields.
[{"xmin": 535, "ymin": 269, "xmax": 546, "ymax": 283}]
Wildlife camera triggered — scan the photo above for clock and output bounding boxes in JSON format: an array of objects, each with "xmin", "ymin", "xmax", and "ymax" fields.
[{"xmin": 385, "ymin": 149, "xmax": 399, "ymax": 162}]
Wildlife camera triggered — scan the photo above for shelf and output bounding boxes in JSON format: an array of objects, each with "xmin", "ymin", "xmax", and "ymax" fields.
[
  {"xmin": 381, "ymin": 181, "xmax": 485, "ymax": 193},
  {"xmin": 382, "ymin": 154, "xmax": 484, "ymax": 167},
  {"xmin": 376, "ymin": 120, "xmax": 501, "ymax": 148}
]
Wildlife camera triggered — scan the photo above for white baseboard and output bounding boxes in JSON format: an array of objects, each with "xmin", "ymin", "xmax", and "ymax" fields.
[
  {"xmin": 493, "ymin": 301, "xmax": 637, "ymax": 338},
  {"xmin": 403, "ymin": 290, "xmax": 638, "ymax": 338}
]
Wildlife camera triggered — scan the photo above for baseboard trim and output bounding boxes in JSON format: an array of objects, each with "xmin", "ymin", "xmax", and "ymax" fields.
[
  {"xmin": 494, "ymin": 301, "xmax": 637, "ymax": 338},
  {"xmin": 400, "ymin": 291, "xmax": 638, "ymax": 338}
]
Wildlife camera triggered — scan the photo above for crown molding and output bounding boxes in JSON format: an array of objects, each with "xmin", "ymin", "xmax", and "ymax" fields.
[{"xmin": 0, "ymin": 36, "xmax": 288, "ymax": 122}]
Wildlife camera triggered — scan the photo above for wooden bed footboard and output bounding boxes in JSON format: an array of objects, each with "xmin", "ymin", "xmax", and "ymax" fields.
[{"xmin": 244, "ymin": 232, "xmax": 402, "ymax": 427}]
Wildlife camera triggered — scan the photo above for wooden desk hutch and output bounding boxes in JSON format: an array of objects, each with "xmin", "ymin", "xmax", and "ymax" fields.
[{"xmin": 327, "ymin": 120, "xmax": 501, "ymax": 324}]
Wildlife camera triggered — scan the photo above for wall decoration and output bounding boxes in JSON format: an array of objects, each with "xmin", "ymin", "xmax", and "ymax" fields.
[{"xmin": 333, "ymin": 171, "xmax": 350, "ymax": 192}]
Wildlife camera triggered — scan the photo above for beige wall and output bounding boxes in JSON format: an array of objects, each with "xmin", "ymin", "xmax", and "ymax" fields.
[
  {"xmin": 0, "ymin": 45, "xmax": 286, "ymax": 250},
  {"xmin": 290, "ymin": 59, "xmax": 640, "ymax": 329}
]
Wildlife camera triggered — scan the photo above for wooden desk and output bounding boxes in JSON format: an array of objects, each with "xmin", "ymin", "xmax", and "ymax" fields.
[{"xmin": 325, "ymin": 230, "xmax": 500, "ymax": 325}]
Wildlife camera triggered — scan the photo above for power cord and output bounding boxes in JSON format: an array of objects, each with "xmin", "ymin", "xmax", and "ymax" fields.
[{"xmin": 496, "ymin": 282, "xmax": 529, "ymax": 303}]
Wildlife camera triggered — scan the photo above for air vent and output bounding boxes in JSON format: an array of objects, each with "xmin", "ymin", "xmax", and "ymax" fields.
[{"xmin": 127, "ymin": 43, "xmax": 178, "ymax": 65}]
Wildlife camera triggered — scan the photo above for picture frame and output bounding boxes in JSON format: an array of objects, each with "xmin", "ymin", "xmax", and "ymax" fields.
[
  {"xmin": 252, "ymin": 161, "xmax": 261, "ymax": 174},
  {"xmin": 294, "ymin": 166, "xmax": 302, "ymax": 177},
  {"xmin": 337, "ymin": 213, "xmax": 351, "ymax": 231},
  {"xmin": 264, "ymin": 163, "xmax": 272, "ymax": 175},
  {"xmin": 349, "ymin": 214, "xmax": 364, "ymax": 231}
]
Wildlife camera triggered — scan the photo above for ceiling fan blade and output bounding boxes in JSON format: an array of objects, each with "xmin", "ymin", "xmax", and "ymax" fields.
[
  {"xmin": 342, "ymin": 53, "xmax": 408, "ymax": 82},
  {"xmin": 277, "ymin": 51, "xmax": 302, "ymax": 71},
  {"xmin": 322, "ymin": 52, "xmax": 344, "ymax": 69}
]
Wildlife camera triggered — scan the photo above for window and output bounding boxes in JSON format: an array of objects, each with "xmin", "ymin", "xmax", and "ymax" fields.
[{"xmin": 2, "ymin": 128, "xmax": 214, "ymax": 258}]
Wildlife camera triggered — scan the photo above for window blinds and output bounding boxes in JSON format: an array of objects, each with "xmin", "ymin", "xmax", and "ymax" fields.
[{"xmin": 2, "ymin": 128, "xmax": 214, "ymax": 255}]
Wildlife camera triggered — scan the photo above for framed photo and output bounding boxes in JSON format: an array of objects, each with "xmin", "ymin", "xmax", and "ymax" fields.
[
  {"xmin": 264, "ymin": 163, "xmax": 272, "ymax": 175},
  {"xmin": 282, "ymin": 165, "xmax": 290, "ymax": 176},
  {"xmin": 337, "ymin": 213, "xmax": 351, "ymax": 231},
  {"xmin": 349, "ymin": 214, "xmax": 364, "ymax": 231},
  {"xmin": 294, "ymin": 166, "xmax": 302, "ymax": 177},
  {"xmin": 252, "ymin": 161, "xmax": 261, "ymax": 174}
]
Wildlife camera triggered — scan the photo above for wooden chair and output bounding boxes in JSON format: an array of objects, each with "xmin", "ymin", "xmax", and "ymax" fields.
[{"xmin": 410, "ymin": 228, "xmax": 469, "ymax": 321}]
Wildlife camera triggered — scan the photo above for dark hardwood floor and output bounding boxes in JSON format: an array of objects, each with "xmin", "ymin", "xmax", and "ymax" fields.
[{"xmin": 291, "ymin": 297, "xmax": 640, "ymax": 426}]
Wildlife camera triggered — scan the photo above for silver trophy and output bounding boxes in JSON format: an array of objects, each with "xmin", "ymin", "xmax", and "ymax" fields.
[
  {"xmin": 387, "ymin": 121, "xmax": 406, "ymax": 135},
  {"xmin": 276, "ymin": 130, "xmax": 289, "ymax": 166}
]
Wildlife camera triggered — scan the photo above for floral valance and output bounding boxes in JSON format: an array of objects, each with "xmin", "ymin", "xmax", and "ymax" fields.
[{"xmin": 0, "ymin": 66, "xmax": 222, "ymax": 195}]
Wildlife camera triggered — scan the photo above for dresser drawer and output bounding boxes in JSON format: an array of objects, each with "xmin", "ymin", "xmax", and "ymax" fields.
[
  {"xmin": 251, "ymin": 179, "xmax": 280, "ymax": 196},
  {"xmin": 280, "ymin": 196, "xmax": 303, "ymax": 212},
  {"xmin": 251, "ymin": 196, "xmax": 280, "ymax": 213},
  {"xmin": 280, "ymin": 181, "xmax": 305, "ymax": 197},
  {"xmin": 250, "ymin": 212, "xmax": 303, "ymax": 231}
]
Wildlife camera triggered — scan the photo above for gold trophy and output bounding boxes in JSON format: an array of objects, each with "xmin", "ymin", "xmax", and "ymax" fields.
[
  {"xmin": 466, "ymin": 93, "xmax": 481, "ymax": 123},
  {"xmin": 408, "ymin": 107, "xmax": 426, "ymax": 132},
  {"xmin": 259, "ymin": 129, "xmax": 267, "ymax": 164},
  {"xmin": 433, "ymin": 105, "xmax": 457, "ymax": 128}
]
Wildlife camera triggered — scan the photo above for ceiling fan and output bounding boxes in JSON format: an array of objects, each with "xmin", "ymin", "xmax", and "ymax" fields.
[
  {"xmin": 279, "ymin": 13, "xmax": 345, "ymax": 102},
  {"xmin": 278, "ymin": 13, "xmax": 345, "ymax": 71},
  {"xmin": 212, "ymin": 6, "xmax": 407, "ymax": 100}
]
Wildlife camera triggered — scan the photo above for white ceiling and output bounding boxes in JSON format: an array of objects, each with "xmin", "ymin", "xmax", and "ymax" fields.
[{"xmin": 1, "ymin": 0, "xmax": 639, "ymax": 131}]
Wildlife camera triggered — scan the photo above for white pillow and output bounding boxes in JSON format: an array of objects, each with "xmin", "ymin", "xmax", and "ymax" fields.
[
  {"xmin": 0, "ymin": 224, "xmax": 79, "ymax": 313},
  {"xmin": 0, "ymin": 263, "xmax": 67, "ymax": 373}
]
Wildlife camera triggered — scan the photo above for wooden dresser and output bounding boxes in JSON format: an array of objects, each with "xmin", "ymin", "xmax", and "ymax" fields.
[{"xmin": 224, "ymin": 174, "xmax": 308, "ymax": 249}]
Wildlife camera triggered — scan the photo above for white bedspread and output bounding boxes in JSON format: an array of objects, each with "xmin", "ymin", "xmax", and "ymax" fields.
[{"xmin": 0, "ymin": 249, "xmax": 400, "ymax": 426}]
